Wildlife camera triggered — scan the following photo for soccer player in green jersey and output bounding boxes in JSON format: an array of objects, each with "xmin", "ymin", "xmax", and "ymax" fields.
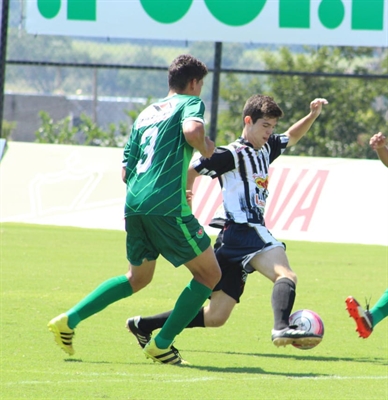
[
  {"xmin": 345, "ymin": 132, "xmax": 388, "ymax": 338},
  {"xmin": 126, "ymin": 96, "xmax": 328, "ymax": 351},
  {"xmin": 48, "ymin": 54, "xmax": 221, "ymax": 365}
]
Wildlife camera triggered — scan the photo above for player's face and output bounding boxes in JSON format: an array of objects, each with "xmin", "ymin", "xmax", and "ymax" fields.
[{"xmin": 246, "ymin": 117, "xmax": 277, "ymax": 149}]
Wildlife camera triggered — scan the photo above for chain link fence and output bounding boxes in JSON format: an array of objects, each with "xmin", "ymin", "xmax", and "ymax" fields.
[{"xmin": 2, "ymin": 0, "xmax": 388, "ymax": 148}]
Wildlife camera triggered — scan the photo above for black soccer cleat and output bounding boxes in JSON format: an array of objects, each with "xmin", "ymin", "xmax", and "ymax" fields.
[
  {"xmin": 126, "ymin": 316, "xmax": 152, "ymax": 348},
  {"xmin": 271, "ymin": 325, "xmax": 323, "ymax": 348}
]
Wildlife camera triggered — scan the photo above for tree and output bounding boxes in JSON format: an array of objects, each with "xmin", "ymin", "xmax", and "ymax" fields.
[
  {"xmin": 35, "ymin": 111, "xmax": 129, "ymax": 147},
  {"xmin": 217, "ymin": 46, "xmax": 387, "ymax": 159}
]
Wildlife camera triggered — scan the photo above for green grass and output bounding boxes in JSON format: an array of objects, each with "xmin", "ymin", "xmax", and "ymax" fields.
[{"xmin": 1, "ymin": 223, "xmax": 387, "ymax": 399}]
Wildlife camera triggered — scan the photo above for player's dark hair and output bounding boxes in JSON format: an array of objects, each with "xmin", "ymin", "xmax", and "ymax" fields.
[
  {"xmin": 168, "ymin": 54, "xmax": 208, "ymax": 91},
  {"xmin": 243, "ymin": 94, "xmax": 284, "ymax": 125}
]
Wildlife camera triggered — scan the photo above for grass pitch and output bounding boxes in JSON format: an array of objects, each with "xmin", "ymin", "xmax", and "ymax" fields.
[{"xmin": 1, "ymin": 223, "xmax": 387, "ymax": 399}]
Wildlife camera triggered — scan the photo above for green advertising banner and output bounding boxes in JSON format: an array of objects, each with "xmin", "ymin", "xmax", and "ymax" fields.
[{"xmin": 26, "ymin": 0, "xmax": 387, "ymax": 47}]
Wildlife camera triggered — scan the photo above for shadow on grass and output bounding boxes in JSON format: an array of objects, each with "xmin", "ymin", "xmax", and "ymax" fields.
[
  {"xmin": 65, "ymin": 358, "xmax": 329, "ymax": 377},
  {"xmin": 183, "ymin": 364, "xmax": 328, "ymax": 377},
  {"xmin": 186, "ymin": 349, "xmax": 388, "ymax": 365},
  {"xmin": 62, "ymin": 350, "xmax": 387, "ymax": 373}
]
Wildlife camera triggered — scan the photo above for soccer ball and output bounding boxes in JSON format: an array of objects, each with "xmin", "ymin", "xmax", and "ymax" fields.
[{"xmin": 289, "ymin": 309, "xmax": 324, "ymax": 350}]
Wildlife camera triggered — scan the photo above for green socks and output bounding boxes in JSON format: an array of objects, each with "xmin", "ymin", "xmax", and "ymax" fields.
[
  {"xmin": 64, "ymin": 274, "xmax": 211, "ymax": 344},
  {"xmin": 155, "ymin": 279, "xmax": 211, "ymax": 349},
  {"xmin": 370, "ymin": 289, "xmax": 388, "ymax": 327},
  {"xmin": 66, "ymin": 275, "xmax": 133, "ymax": 329}
]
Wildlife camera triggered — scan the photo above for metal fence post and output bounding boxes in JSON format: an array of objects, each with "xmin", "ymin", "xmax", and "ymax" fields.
[
  {"xmin": 209, "ymin": 41, "xmax": 222, "ymax": 143},
  {"xmin": 0, "ymin": 0, "xmax": 10, "ymax": 138},
  {"xmin": 93, "ymin": 68, "xmax": 98, "ymax": 124}
]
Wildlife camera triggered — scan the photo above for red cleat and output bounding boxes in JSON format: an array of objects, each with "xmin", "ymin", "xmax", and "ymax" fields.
[{"xmin": 345, "ymin": 296, "xmax": 373, "ymax": 339}]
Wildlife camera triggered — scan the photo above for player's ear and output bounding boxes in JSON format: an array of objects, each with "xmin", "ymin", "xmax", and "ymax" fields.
[{"xmin": 244, "ymin": 115, "xmax": 252, "ymax": 125}]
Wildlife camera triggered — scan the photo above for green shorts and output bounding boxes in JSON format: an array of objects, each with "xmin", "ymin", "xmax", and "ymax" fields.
[{"xmin": 125, "ymin": 214, "xmax": 211, "ymax": 267}]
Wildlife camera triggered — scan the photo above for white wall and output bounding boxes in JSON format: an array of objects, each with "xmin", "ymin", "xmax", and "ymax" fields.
[{"xmin": 1, "ymin": 142, "xmax": 387, "ymax": 245}]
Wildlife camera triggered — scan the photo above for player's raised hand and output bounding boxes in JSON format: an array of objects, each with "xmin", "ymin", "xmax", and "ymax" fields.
[
  {"xmin": 309, "ymin": 98, "xmax": 329, "ymax": 117},
  {"xmin": 369, "ymin": 132, "xmax": 387, "ymax": 150}
]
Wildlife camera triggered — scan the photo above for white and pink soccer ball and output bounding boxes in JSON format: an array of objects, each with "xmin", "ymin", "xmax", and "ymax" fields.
[{"xmin": 289, "ymin": 309, "xmax": 324, "ymax": 350}]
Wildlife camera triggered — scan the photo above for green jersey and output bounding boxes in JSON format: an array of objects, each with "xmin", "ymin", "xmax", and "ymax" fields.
[{"xmin": 123, "ymin": 94, "xmax": 205, "ymax": 217}]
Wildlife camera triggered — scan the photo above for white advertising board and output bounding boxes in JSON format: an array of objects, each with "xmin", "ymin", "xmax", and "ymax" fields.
[
  {"xmin": 26, "ymin": 0, "xmax": 388, "ymax": 47},
  {"xmin": 1, "ymin": 142, "xmax": 387, "ymax": 246}
]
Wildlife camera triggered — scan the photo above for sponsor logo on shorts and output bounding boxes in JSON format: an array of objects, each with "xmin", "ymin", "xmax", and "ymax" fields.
[{"xmin": 196, "ymin": 227, "xmax": 204, "ymax": 238}]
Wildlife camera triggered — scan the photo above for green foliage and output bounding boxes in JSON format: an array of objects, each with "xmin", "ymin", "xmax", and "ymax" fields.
[
  {"xmin": 382, "ymin": 57, "xmax": 388, "ymax": 73},
  {"xmin": 217, "ymin": 46, "xmax": 388, "ymax": 159},
  {"xmin": 1, "ymin": 120, "xmax": 17, "ymax": 140},
  {"xmin": 35, "ymin": 111, "xmax": 78, "ymax": 144},
  {"xmin": 77, "ymin": 114, "xmax": 123, "ymax": 147},
  {"xmin": 5, "ymin": 25, "xmax": 388, "ymax": 158},
  {"xmin": 35, "ymin": 111, "xmax": 129, "ymax": 147},
  {"xmin": 1, "ymin": 223, "xmax": 387, "ymax": 399},
  {"xmin": 217, "ymin": 74, "xmax": 265, "ymax": 146}
]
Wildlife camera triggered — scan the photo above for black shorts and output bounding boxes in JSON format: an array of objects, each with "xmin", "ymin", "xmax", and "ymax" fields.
[
  {"xmin": 212, "ymin": 229, "xmax": 248, "ymax": 303},
  {"xmin": 212, "ymin": 222, "xmax": 285, "ymax": 302}
]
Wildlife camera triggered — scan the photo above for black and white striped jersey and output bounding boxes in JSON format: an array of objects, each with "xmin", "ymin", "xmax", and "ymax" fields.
[{"xmin": 192, "ymin": 134, "xmax": 289, "ymax": 225}]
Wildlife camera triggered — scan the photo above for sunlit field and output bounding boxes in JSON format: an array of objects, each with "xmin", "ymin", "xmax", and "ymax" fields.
[{"xmin": 1, "ymin": 223, "xmax": 387, "ymax": 399}]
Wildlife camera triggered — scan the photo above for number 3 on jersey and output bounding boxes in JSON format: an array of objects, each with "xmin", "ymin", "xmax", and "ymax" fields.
[{"xmin": 136, "ymin": 126, "xmax": 158, "ymax": 174}]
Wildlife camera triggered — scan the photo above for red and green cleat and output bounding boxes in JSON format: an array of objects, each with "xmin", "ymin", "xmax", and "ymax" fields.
[{"xmin": 345, "ymin": 296, "xmax": 373, "ymax": 339}]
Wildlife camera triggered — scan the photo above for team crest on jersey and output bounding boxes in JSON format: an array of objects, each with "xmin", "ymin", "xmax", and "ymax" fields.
[
  {"xmin": 235, "ymin": 145, "xmax": 247, "ymax": 153},
  {"xmin": 196, "ymin": 227, "xmax": 205, "ymax": 238},
  {"xmin": 253, "ymin": 173, "xmax": 269, "ymax": 189}
]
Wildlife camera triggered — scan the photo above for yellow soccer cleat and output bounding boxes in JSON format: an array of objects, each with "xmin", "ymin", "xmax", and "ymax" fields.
[
  {"xmin": 48, "ymin": 313, "xmax": 75, "ymax": 355},
  {"xmin": 143, "ymin": 339, "xmax": 189, "ymax": 365}
]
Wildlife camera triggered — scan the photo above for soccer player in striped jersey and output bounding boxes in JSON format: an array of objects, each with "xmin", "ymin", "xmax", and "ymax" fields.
[
  {"xmin": 127, "ymin": 95, "xmax": 328, "ymax": 350},
  {"xmin": 48, "ymin": 54, "xmax": 221, "ymax": 365}
]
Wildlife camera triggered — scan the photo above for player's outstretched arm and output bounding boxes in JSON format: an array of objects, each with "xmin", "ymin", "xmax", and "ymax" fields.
[
  {"xmin": 370, "ymin": 132, "xmax": 388, "ymax": 168},
  {"xmin": 285, "ymin": 98, "xmax": 329, "ymax": 147}
]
